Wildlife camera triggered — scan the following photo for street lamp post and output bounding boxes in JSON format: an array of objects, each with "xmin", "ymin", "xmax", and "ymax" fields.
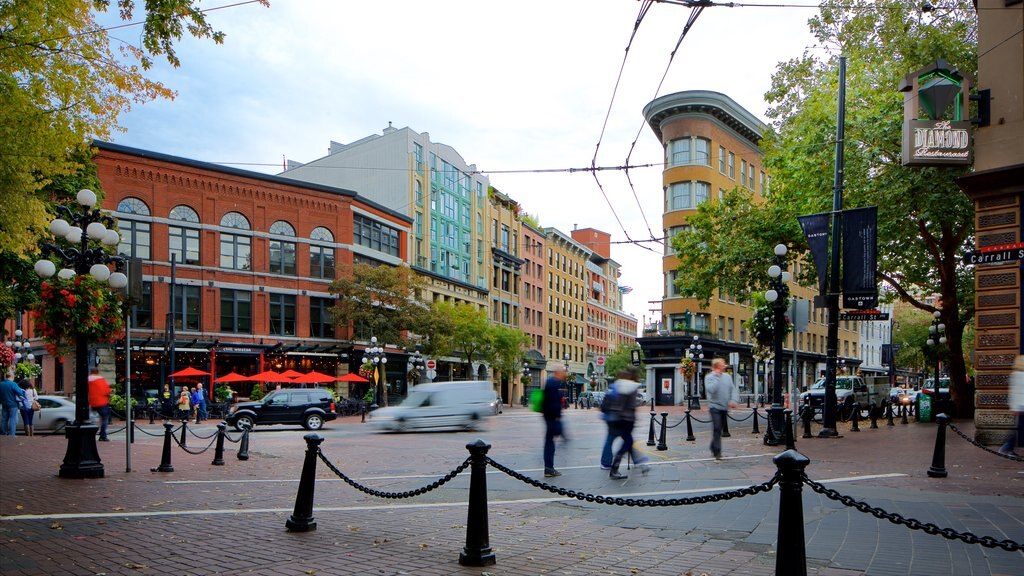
[
  {"xmin": 926, "ymin": 311, "xmax": 946, "ymax": 413},
  {"xmin": 763, "ymin": 243, "xmax": 790, "ymax": 446},
  {"xmin": 563, "ymin": 353, "xmax": 572, "ymax": 405},
  {"xmin": 6, "ymin": 329, "xmax": 35, "ymax": 367},
  {"xmin": 34, "ymin": 189, "xmax": 127, "ymax": 479},
  {"xmin": 362, "ymin": 337, "xmax": 388, "ymax": 407},
  {"xmin": 407, "ymin": 346, "xmax": 425, "ymax": 387},
  {"xmin": 687, "ymin": 335, "xmax": 703, "ymax": 410}
]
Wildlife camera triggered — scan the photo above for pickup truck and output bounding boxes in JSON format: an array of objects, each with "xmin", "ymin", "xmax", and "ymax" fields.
[{"xmin": 799, "ymin": 376, "xmax": 871, "ymax": 419}]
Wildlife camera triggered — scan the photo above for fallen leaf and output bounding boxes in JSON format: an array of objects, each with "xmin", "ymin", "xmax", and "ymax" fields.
[
  {"xmin": 305, "ymin": 571, "xmax": 316, "ymax": 575},
  {"xmin": 124, "ymin": 563, "xmax": 147, "ymax": 570},
  {"xmin": 419, "ymin": 543, "xmax": 429, "ymax": 548},
  {"xmin": 349, "ymin": 526, "xmax": 360, "ymax": 532},
  {"xmin": 112, "ymin": 507, "xmax": 125, "ymax": 511},
  {"xmin": 50, "ymin": 522, "xmax": 63, "ymax": 530},
  {"xmin": 15, "ymin": 505, "xmax": 23, "ymax": 510}
]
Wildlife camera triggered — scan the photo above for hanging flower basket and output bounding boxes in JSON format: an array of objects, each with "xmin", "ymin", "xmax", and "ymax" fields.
[
  {"xmin": 33, "ymin": 276, "xmax": 125, "ymax": 361},
  {"xmin": 678, "ymin": 357, "xmax": 696, "ymax": 378},
  {"xmin": 15, "ymin": 362, "xmax": 42, "ymax": 380},
  {"xmin": 0, "ymin": 345, "xmax": 14, "ymax": 373},
  {"xmin": 358, "ymin": 362, "xmax": 375, "ymax": 381}
]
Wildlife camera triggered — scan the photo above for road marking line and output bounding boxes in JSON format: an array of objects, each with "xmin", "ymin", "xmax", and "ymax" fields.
[{"xmin": 1, "ymin": 473, "xmax": 906, "ymax": 522}]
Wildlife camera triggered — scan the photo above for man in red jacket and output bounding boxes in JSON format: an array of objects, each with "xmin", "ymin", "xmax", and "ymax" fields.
[{"xmin": 88, "ymin": 367, "xmax": 112, "ymax": 441}]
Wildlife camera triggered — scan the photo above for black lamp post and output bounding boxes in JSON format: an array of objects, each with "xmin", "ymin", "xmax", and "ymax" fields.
[
  {"xmin": 407, "ymin": 346, "xmax": 425, "ymax": 387},
  {"xmin": 5, "ymin": 328, "xmax": 35, "ymax": 367},
  {"xmin": 763, "ymin": 243, "xmax": 790, "ymax": 446},
  {"xmin": 362, "ymin": 337, "xmax": 387, "ymax": 406},
  {"xmin": 34, "ymin": 189, "xmax": 127, "ymax": 479},
  {"xmin": 687, "ymin": 335, "xmax": 703, "ymax": 409},
  {"xmin": 563, "ymin": 353, "xmax": 572, "ymax": 404},
  {"xmin": 926, "ymin": 310, "xmax": 946, "ymax": 409}
]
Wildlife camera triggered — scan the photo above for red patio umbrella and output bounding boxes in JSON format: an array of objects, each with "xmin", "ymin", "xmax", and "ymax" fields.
[
  {"xmin": 280, "ymin": 369, "xmax": 303, "ymax": 380},
  {"xmin": 214, "ymin": 372, "xmax": 250, "ymax": 383},
  {"xmin": 337, "ymin": 373, "xmax": 369, "ymax": 383},
  {"xmin": 250, "ymin": 370, "xmax": 286, "ymax": 382},
  {"xmin": 169, "ymin": 367, "xmax": 211, "ymax": 378},
  {"xmin": 291, "ymin": 371, "xmax": 338, "ymax": 384}
]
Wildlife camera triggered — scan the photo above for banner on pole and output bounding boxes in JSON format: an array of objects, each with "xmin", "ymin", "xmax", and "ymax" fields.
[
  {"xmin": 798, "ymin": 212, "xmax": 831, "ymax": 294},
  {"xmin": 841, "ymin": 206, "xmax": 878, "ymax": 309}
]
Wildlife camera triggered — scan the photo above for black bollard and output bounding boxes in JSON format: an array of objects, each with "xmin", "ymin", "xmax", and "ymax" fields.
[
  {"xmin": 212, "ymin": 423, "xmax": 227, "ymax": 466},
  {"xmin": 179, "ymin": 420, "xmax": 188, "ymax": 448},
  {"xmin": 886, "ymin": 402, "xmax": 895, "ymax": 426},
  {"xmin": 657, "ymin": 412, "xmax": 669, "ymax": 451},
  {"xmin": 685, "ymin": 410, "xmax": 695, "ymax": 442},
  {"xmin": 149, "ymin": 406, "xmax": 156, "ymax": 425},
  {"xmin": 152, "ymin": 422, "xmax": 174, "ymax": 473},
  {"xmin": 129, "ymin": 420, "xmax": 135, "ymax": 444},
  {"xmin": 646, "ymin": 411, "xmax": 657, "ymax": 446},
  {"xmin": 900, "ymin": 403, "xmax": 909, "ymax": 425},
  {"xmin": 850, "ymin": 406, "xmax": 860, "ymax": 432},
  {"xmin": 459, "ymin": 439, "xmax": 496, "ymax": 567},
  {"xmin": 751, "ymin": 407, "xmax": 760, "ymax": 434},
  {"xmin": 802, "ymin": 405, "xmax": 813, "ymax": 439},
  {"xmin": 927, "ymin": 413, "xmax": 949, "ymax": 478},
  {"xmin": 286, "ymin": 433, "xmax": 325, "ymax": 532},
  {"xmin": 869, "ymin": 402, "xmax": 878, "ymax": 429},
  {"xmin": 361, "ymin": 406, "xmax": 366, "ymax": 423},
  {"xmin": 784, "ymin": 410, "xmax": 796, "ymax": 450},
  {"xmin": 774, "ymin": 449, "xmax": 810, "ymax": 576},
  {"xmin": 746, "ymin": 395, "xmax": 751, "ymax": 408},
  {"xmin": 722, "ymin": 413, "xmax": 731, "ymax": 438},
  {"xmin": 237, "ymin": 424, "xmax": 250, "ymax": 460}
]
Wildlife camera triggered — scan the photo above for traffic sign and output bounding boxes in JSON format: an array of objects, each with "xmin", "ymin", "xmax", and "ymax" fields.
[
  {"xmin": 425, "ymin": 359, "xmax": 436, "ymax": 370},
  {"xmin": 596, "ymin": 356, "xmax": 605, "ymax": 366}
]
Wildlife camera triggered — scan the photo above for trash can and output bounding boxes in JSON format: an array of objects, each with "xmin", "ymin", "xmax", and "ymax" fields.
[
  {"xmin": 688, "ymin": 395, "xmax": 701, "ymax": 410},
  {"xmin": 917, "ymin": 393, "xmax": 932, "ymax": 423}
]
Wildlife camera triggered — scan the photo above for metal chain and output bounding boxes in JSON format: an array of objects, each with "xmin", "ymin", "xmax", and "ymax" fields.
[
  {"xmin": 131, "ymin": 422, "xmax": 165, "ymax": 437},
  {"xmin": 948, "ymin": 422, "xmax": 1024, "ymax": 463},
  {"xmin": 317, "ymin": 449, "xmax": 471, "ymax": 499},
  {"xmin": 727, "ymin": 411, "xmax": 755, "ymax": 422},
  {"xmin": 665, "ymin": 417, "xmax": 686, "ymax": 429},
  {"xmin": 689, "ymin": 413, "xmax": 712, "ymax": 424},
  {"xmin": 105, "ymin": 424, "xmax": 129, "ymax": 435},
  {"xmin": 485, "ymin": 456, "xmax": 779, "ymax": 506},
  {"xmin": 171, "ymin": 430, "xmax": 217, "ymax": 455},
  {"xmin": 186, "ymin": 426, "xmax": 219, "ymax": 440},
  {"xmin": 223, "ymin": 430, "xmax": 243, "ymax": 443},
  {"xmin": 802, "ymin": 474, "xmax": 1023, "ymax": 552}
]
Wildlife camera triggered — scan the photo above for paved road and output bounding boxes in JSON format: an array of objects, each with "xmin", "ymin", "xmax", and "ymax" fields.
[{"xmin": 1, "ymin": 404, "xmax": 1022, "ymax": 575}]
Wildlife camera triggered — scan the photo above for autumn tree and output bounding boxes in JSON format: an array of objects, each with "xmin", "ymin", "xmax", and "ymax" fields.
[
  {"xmin": 328, "ymin": 263, "xmax": 428, "ymax": 347},
  {"xmin": 672, "ymin": 0, "xmax": 977, "ymax": 413}
]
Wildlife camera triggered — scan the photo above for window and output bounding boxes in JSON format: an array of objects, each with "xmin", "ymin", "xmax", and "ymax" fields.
[
  {"xmin": 414, "ymin": 143, "xmax": 423, "ymax": 172},
  {"xmin": 168, "ymin": 205, "xmax": 200, "ymax": 265},
  {"xmin": 268, "ymin": 221, "xmax": 297, "ymax": 275},
  {"xmin": 666, "ymin": 270, "xmax": 680, "ymax": 297},
  {"xmin": 219, "ymin": 212, "xmax": 251, "ymax": 270},
  {"xmin": 134, "ymin": 282, "xmax": 152, "ymax": 328},
  {"xmin": 309, "ymin": 227, "xmax": 335, "ymax": 279},
  {"xmin": 170, "ymin": 285, "xmax": 201, "ymax": 331},
  {"xmin": 668, "ymin": 181, "xmax": 710, "ymax": 210},
  {"xmin": 727, "ymin": 318, "xmax": 735, "ymax": 341},
  {"xmin": 719, "ymin": 146, "xmax": 726, "ymax": 173},
  {"xmin": 118, "ymin": 219, "xmax": 151, "ymax": 259},
  {"xmin": 415, "ymin": 180, "xmax": 423, "ymax": 206},
  {"xmin": 668, "ymin": 137, "xmax": 711, "ymax": 166},
  {"xmin": 748, "ymin": 164, "xmax": 756, "ymax": 189},
  {"xmin": 728, "ymin": 152, "xmax": 735, "ymax": 179},
  {"xmin": 117, "ymin": 197, "xmax": 150, "ymax": 216},
  {"xmin": 220, "ymin": 289, "xmax": 252, "ymax": 333},
  {"xmin": 269, "ymin": 293, "xmax": 296, "ymax": 336},
  {"xmin": 309, "ymin": 297, "xmax": 335, "ymax": 338},
  {"xmin": 501, "ymin": 225, "xmax": 510, "ymax": 252},
  {"xmin": 353, "ymin": 214, "xmax": 400, "ymax": 257},
  {"xmin": 741, "ymin": 160, "xmax": 748, "ymax": 187}
]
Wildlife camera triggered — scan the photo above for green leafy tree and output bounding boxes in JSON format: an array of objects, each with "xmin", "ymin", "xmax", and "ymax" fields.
[
  {"xmin": 604, "ymin": 344, "xmax": 642, "ymax": 380},
  {"xmin": 329, "ymin": 263, "xmax": 428, "ymax": 346},
  {"xmin": 423, "ymin": 301, "xmax": 492, "ymax": 379},
  {"xmin": 0, "ymin": 0, "xmax": 267, "ymax": 257},
  {"xmin": 490, "ymin": 325, "xmax": 532, "ymax": 386},
  {"xmin": 673, "ymin": 0, "xmax": 976, "ymax": 412}
]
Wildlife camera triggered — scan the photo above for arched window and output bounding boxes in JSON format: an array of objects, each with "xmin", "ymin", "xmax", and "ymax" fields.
[
  {"xmin": 310, "ymin": 226, "xmax": 334, "ymax": 242},
  {"xmin": 268, "ymin": 220, "xmax": 296, "ymax": 275},
  {"xmin": 309, "ymin": 226, "xmax": 335, "ymax": 280},
  {"xmin": 117, "ymin": 197, "xmax": 150, "ymax": 215},
  {"xmin": 220, "ymin": 212, "xmax": 250, "ymax": 230},
  {"xmin": 115, "ymin": 197, "xmax": 150, "ymax": 259},
  {"xmin": 269, "ymin": 220, "xmax": 295, "ymax": 236},
  {"xmin": 169, "ymin": 205, "xmax": 200, "ymax": 223},
  {"xmin": 219, "ymin": 212, "xmax": 251, "ymax": 270},
  {"xmin": 168, "ymin": 205, "xmax": 200, "ymax": 265}
]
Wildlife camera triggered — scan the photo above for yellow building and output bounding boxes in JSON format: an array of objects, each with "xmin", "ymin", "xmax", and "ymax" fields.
[{"xmin": 544, "ymin": 227, "xmax": 590, "ymax": 396}]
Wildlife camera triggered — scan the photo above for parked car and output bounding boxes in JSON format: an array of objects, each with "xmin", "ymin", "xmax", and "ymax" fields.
[
  {"xmin": 888, "ymin": 387, "xmax": 918, "ymax": 406},
  {"xmin": 225, "ymin": 388, "xmax": 337, "ymax": 431},
  {"xmin": 370, "ymin": 381, "xmax": 494, "ymax": 432},
  {"xmin": 16, "ymin": 395, "xmax": 98, "ymax": 432},
  {"xmin": 488, "ymin": 391, "xmax": 503, "ymax": 415},
  {"xmin": 800, "ymin": 376, "xmax": 871, "ymax": 418}
]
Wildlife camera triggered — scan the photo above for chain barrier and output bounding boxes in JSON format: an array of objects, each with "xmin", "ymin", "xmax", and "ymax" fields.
[
  {"xmin": 171, "ymin": 430, "xmax": 217, "ymax": 456},
  {"xmin": 131, "ymin": 422, "xmax": 165, "ymax": 437},
  {"xmin": 186, "ymin": 425, "xmax": 219, "ymax": 440},
  {"xmin": 223, "ymin": 430, "xmax": 243, "ymax": 443},
  {"xmin": 947, "ymin": 422, "xmax": 1024, "ymax": 463},
  {"xmin": 689, "ymin": 413, "xmax": 712, "ymax": 424},
  {"xmin": 727, "ymin": 411, "xmax": 755, "ymax": 422},
  {"xmin": 317, "ymin": 449, "xmax": 471, "ymax": 499},
  {"xmin": 665, "ymin": 417, "xmax": 687, "ymax": 429},
  {"xmin": 105, "ymin": 423, "xmax": 129, "ymax": 435},
  {"xmin": 802, "ymin": 474, "xmax": 1023, "ymax": 552},
  {"xmin": 485, "ymin": 456, "xmax": 779, "ymax": 506}
]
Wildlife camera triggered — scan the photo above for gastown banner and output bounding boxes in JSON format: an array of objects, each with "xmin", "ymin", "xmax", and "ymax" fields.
[
  {"xmin": 841, "ymin": 206, "xmax": 879, "ymax": 309},
  {"xmin": 798, "ymin": 212, "xmax": 831, "ymax": 294}
]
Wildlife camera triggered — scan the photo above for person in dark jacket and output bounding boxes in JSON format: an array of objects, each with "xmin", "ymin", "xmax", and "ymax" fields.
[
  {"xmin": 541, "ymin": 368, "xmax": 568, "ymax": 477},
  {"xmin": 604, "ymin": 367, "xmax": 649, "ymax": 479}
]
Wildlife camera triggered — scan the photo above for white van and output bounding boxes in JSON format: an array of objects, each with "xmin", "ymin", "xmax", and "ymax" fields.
[{"xmin": 370, "ymin": 381, "xmax": 495, "ymax": 432}]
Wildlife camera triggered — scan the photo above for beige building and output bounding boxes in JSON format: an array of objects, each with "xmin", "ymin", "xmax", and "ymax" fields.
[{"xmin": 544, "ymin": 227, "xmax": 591, "ymax": 396}]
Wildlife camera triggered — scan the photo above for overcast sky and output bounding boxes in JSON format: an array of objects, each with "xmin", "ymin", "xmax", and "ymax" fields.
[{"xmin": 105, "ymin": 0, "xmax": 822, "ymax": 331}]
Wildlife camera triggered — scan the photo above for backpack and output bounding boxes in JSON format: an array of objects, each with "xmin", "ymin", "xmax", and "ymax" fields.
[
  {"xmin": 529, "ymin": 388, "xmax": 544, "ymax": 412},
  {"xmin": 600, "ymin": 387, "xmax": 618, "ymax": 414}
]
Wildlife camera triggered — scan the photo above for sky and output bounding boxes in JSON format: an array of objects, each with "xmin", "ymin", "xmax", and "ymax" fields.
[{"xmin": 104, "ymin": 0, "xmax": 823, "ymax": 332}]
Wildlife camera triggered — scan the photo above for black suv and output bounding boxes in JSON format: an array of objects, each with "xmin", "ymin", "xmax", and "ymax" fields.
[{"xmin": 225, "ymin": 389, "xmax": 337, "ymax": 431}]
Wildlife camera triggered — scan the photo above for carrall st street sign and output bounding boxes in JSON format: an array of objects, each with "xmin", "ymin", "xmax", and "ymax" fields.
[{"xmin": 966, "ymin": 242, "xmax": 1024, "ymax": 265}]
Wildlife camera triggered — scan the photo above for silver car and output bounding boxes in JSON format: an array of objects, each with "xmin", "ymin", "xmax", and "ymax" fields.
[{"xmin": 16, "ymin": 395, "xmax": 98, "ymax": 432}]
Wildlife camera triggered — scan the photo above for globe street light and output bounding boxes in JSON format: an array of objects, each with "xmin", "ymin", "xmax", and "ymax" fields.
[
  {"xmin": 34, "ymin": 189, "xmax": 125, "ymax": 478},
  {"xmin": 7, "ymin": 329, "xmax": 35, "ymax": 365},
  {"xmin": 687, "ymin": 335, "xmax": 704, "ymax": 409},
  {"xmin": 362, "ymin": 337, "xmax": 388, "ymax": 406},
  {"xmin": 926, "ymin": 310, "xmax": 946, "ymax": 413},
  {"xmin": 407, "ymin": 346, "xmax": 425, "ymax": 387},
  {"xmin": 764, "ymin": 243, "xmax": 790, "ymax": 446}
]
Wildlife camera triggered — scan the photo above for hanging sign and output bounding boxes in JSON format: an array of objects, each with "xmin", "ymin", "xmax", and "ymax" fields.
[
  {"xmin": 842, "ymin": 206, "xmax": 878, "ymax": 309},
  {"xmin": 798, "ymin": 212, "xmax": 831, "ymax": 294}
]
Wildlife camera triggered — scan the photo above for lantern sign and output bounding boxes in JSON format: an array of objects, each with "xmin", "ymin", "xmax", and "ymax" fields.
[{"xmin": 899, "ymin": 59, "xmax": 973, "ymax": 167}]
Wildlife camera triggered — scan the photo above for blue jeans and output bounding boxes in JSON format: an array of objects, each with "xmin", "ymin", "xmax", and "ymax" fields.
[
  {"xmin": 1, "ymin": 404, "xmax": 18, "ymax": 436},
  {"xmin": 601, "ymin": 423, "xmax": 622, "ymax": 468},
  {"xmin": 609, "ymin": 421, "xmax": 642, "ymax": 469},
  {"xmin": 96, "ymin": 405, "xmax": 111, "ymax": 439},
  {"xmin": 543, "ymin": 419, "xmax": 563, "ymax": 469},
  {"xmin": 710, "ymin": 407, "xmax": 727, "ymax": 457}
]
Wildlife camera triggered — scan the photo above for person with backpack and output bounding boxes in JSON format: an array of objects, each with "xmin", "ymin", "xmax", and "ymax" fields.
[{"xmin": 601, "ymin": 367, "xmax": 650, "ymax": 479}]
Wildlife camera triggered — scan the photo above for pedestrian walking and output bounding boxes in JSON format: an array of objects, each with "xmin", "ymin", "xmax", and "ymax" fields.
[
  {"xmin": 190, "ymin": 386, "xmax": 202, "ymax": 422},
  {"xmin": 197, "ymin": 384, "xmax": 208, "ymax": 421},
  {"xmin": 705, "ymin": 358, "xmax": 739, "ymax": 460},
  {"xmin": 999, "ymin": 355, "xmax": 1024, "ymax": 457},
  {"xmin": 18, "ymin": 379, "xmax": 39, "ymax": 437},
  {"xmin": 0, "ymin": 368, "xmax": 26, "ymax": 436},
  {"xmin": 602, "ymin": 367, "xmax": 649, "ymax": 479},
  {"xmin": 542, "ymin": 367, "xmax": 568, "ymax": 477},
  {"xmin": 88, "ymin": 367, "xmax": 112, "ymax": 441},
  {"xmin": 177, "ymin": 387, "xmax": 191, "ymax": 420}
]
